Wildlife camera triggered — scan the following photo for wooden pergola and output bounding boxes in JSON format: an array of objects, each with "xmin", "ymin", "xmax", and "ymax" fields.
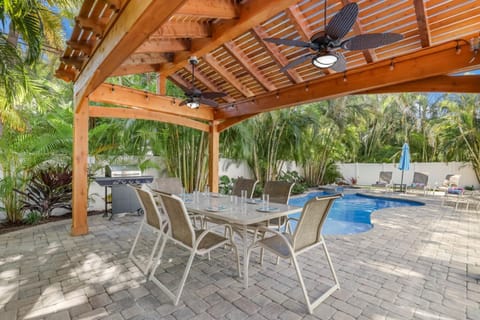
[{"xmin": 56, "ymin": 0, "xmax": 480, "ymax": 235}]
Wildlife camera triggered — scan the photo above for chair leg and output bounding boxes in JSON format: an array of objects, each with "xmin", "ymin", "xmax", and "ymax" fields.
[
  {"xmin": 291, "ymin": 246, "xmax": 339, "ymax": 315},
  {"xmin": 149, "ymin": 239, "xmax": 196, "ymax": 306},
  {"xmin": 129, "ymin": 220, "xmax": 162, "ymax": 275},
  {"xmin": 173, "ymin": 251, "xmax": 196, "ymax": 305},
  {"xmin": 128, "ymin": 220, "xmax": 144, "ymax": 260},
  {"xmin": 321, "ymin": 237, "xmax": 340, "ymax": 288}
]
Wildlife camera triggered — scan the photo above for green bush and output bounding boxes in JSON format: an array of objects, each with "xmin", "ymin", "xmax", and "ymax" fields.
[
  {"xmin": 219, "ymin": 175, "xmax": 232, "ymax": 194},
  {"xmin": 23, "ymin": 211, "xmax": 41, "ymax": 225},
  {"xmin": 277, "ymin": 171, "xmax": 308, "ymax": 195},
  {"xmin": 15, "ymin": 164, "xmax": 72, "ymax": 218}
]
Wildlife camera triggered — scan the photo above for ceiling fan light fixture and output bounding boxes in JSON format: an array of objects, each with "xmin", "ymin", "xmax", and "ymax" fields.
[
  {"xmin": 186, "ymin": 101, "xmax": 200, "ymax": 109},
  {"xmin": 312, "ymin": 52, "xmax": 338, "ymax": 68}
]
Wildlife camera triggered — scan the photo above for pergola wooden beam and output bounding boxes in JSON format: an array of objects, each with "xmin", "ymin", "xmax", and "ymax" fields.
[
  {"xmin": 203, "ymin": 53, "xmax": 255, "ymax": 97},
  {"xmin": 251, "ymin": 26, "xmax": 303, "ymax": 84},
  {"xmin": 215, "ymin": 41, "xmax": 480, "ymax": 119},
  {"xmin": 176, "ymin": 0, "xmax": 238, "ymax": 19},
  {"xmin": 362, "ymin": 75, "xmax": 480, "ymax": 94},
  {"xmin": 122, "ymin": 53, "xmax": 171, "ymax": 66},
  {"xmin": 286, "ymin": 6, "xmax": 312, "ymax": 40},
  {"xmin": 414, "ymin": 0, "xmax": 431, "ymax": 47},
  {"xmin": 89, "ymin": 106, "xmax": 210, "ymax": 132},
  {"xmin": 67, "ymin": 40, "xmax": 95, "ymax": 56},
  {"xmin": 217, "ymin": 113, "xmax": 258, "ymax": 132},
  {"xmin": 224, "ymin": 41, "xmax": 276, "ymax": 92},
  {"xmin": 158, "ymin": 0, "xmax": 300, "ymax": 76},
  {"xmin": 76, "ymin": 16, "xmax": 107, "ymax": 37},
  {"xmin": 111, "ymin": 64, "xmax": 159, "ymax": 77},
  {"xmin": 135, "ymin": 39, "xmax": 190, "ymax": 54},
  {"xmin": 152, "ymin": 21, "xmax": 211, "ymax": 39},
  {"xmin": 89, "ymin": 83, "xmax": 214, "ymax": 121},
  {"xmin": 73, "ymin": 0, "xmax": 190, "ymax": 111}
]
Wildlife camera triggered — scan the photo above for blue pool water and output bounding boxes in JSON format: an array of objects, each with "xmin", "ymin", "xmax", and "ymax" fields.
[{"xmin": 288, "ymin": 192, "xmax": 424, "ymax": 235}]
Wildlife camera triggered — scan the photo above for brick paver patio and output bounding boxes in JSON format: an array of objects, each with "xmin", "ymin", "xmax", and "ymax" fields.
[{"xmin": 1, "ymin": 194, "xmax": 479, "ymax": 320}]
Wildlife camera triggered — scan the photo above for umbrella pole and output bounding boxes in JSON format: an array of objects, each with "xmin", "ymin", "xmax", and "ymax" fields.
[{"xmin": 400, "ymin": 170, "xmax": 405, "ymax": 192}]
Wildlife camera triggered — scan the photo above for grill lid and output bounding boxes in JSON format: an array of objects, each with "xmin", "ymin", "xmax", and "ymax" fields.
[{"xmin": 105, "ymin": 165, "xmax": 141, "ymax": 177}]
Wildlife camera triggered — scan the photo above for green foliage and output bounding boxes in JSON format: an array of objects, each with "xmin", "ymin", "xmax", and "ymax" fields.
[
  {"xmin": 321, "ymin": 163, "xmax": 343, "ymax": 185},
  {"xmin": 15, "ymin": 164, "xmax": 72, "ymax": 218},
  {"xmin": 277, "ymin": 171, "xmax": 307, "ymax": 195},
  {"xmin": 23, "ymin": 211, "xmax": 41, "ymax": 225},
  {"xmin": 219, "ymin": 175, "xmax": 232, "ymax": 195}
]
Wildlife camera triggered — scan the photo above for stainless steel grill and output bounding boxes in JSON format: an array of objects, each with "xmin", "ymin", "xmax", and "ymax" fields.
[
  {"xmin": 94, "ymin": 165, "xmax": 153, "ymax": 219},
  {"xmin": 105, "ymin": 165, "xmax": 142, "ymax": 177}
]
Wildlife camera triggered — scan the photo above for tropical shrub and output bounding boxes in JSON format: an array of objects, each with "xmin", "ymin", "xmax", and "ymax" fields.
[
  {"xmin": 23, "ymin": 211, "xmax": 41, "ymax": 225},
  {"xmin": 219, "ymin": 175, "xmax": 232, "ymax": 194},
  {"xmin": 277, "ymin": 170, "xmax": 308, "ymax": 195},
  {"xmin": 15, "ymin": 164, "xmax": 72, "ymax": 218}
]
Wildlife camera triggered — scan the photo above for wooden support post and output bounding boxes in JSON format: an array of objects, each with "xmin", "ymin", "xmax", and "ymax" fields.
[
  {"xmin": 158, "ymin": 74, "xmax": 166, "ymax": 95},
  {"xmin": 208, "ymin": 121, "xmax": 219, "ymax": 192},
  {"xmin": 71, "ymin": 99, "xmax": 89, "ymax": 236}
]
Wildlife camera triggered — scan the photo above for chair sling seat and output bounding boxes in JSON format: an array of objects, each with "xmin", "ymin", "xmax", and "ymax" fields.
[{"xmin": 194, "ymin": 230, "xmax": 229, "ymax": 251}]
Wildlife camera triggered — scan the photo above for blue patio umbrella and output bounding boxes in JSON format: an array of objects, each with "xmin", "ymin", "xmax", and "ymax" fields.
[{"xmin": 398, "ymin": 143, "xmax": 410, "ymax": 192}]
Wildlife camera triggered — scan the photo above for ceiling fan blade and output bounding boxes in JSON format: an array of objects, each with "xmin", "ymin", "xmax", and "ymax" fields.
[
  {"xmin": 202, "ymin": 91, "xmax": 227, "ymax": 99},
  {"xmin": 174, "ymin": 81, "xmax": 194, "ymax": 96},
  {"xmin": 341, "ymin": 33, "xmax": 403, "ymax": 50},
  {"xmin": 198, "ymin": 98, "xmax": 219, "ymax": 107},
  {"xmin": 330, "ymin": 52, "xmax": 347, "ymax": 72},
  {"xmin": 263, "ymin": 37, "xmax": 313, "ymax": 48},
  {"xmin": 326, "ymin": 2, "xmax": 359, "ymax": 40},
  {"xmin": 281, "ymin": 53, "xmax": 316, "ymax": 71}
]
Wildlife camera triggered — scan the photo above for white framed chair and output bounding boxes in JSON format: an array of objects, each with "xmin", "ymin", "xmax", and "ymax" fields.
[
  {"xmin": 128, "ymin": 187, "xmax": 167, "ymax": 276},
  {"xmin": 150, "ymin": 192, "xmax": 240, "ymax": 306},
  {"xmin": 246, "ymin": 194, "xmax": 342, "ymax": 315}
]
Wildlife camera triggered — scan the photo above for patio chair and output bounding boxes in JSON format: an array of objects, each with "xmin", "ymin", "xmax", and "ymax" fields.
[
  {"xmin": 245, "ymin": 194, "xmax": 342, "ymax": 314},
  {"xmin": 406, "ymin": 172, "xmax": 429, "ymax": 194},
  {"xmin": 437, "ymin": 174, "xmax": 461, "ymax": 192},
  {"xmin": 128, "ymin": 187, "xmax": 167, "ymax": 276},
  {"xmin": 371, "ymin": 171, "xmax": 392, "ymax": 190},
  {"xmin": 150, "ymin": 177, "xmax": 183, "ymax": 194},
  {"xmin": 231, "ymin": 177, "xmax": 258, "ymax": 198},
  {"xmin": 149, "ymin": 192, "xmax": 240, "ymax": 306}
]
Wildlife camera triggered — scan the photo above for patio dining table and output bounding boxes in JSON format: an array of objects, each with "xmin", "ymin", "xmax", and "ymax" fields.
[{"xmin": 182, "ymin": 192, "xmax": 301, "ymax": 287}]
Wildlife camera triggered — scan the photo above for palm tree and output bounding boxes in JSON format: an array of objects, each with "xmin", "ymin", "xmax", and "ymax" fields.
[{"xmin": 436, "ymin": 94, "xmax": 480, "ymax": 181}]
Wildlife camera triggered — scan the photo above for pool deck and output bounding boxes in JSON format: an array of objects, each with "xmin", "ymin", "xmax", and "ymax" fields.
[{"xmin": 0, "ymin": 192, "xmax": 479, "ymax": 320}]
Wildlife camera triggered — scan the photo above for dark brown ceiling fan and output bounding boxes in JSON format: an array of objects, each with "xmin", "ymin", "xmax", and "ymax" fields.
[
  {"xmin": 177, "ymin": 56, "xmax": 227, "ymax": 109},
  {"xmin": 263, "ymin": 2, "xmax": 403, "ymax": 72}
]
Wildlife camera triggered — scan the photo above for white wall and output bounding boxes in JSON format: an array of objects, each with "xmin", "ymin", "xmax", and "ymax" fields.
[{"xmin": 337, "ymin": 162, "xmax": 479, "ymax": 188}]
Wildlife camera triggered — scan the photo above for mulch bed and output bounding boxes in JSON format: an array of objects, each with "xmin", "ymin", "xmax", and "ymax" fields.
[{"xmin": 0, "ymin": 210, "xmax": 105, "ymax": 235}]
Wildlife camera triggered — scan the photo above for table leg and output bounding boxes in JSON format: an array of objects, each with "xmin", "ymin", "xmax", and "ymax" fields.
[{"xmin": 242, "ymin": 225, "xmax": 249, "ymax": 288}]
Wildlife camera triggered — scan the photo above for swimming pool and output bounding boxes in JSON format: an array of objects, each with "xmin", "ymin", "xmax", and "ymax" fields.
[{"xmin": 288, "ymin": 192, "xmax": 424, "ymax": 235}]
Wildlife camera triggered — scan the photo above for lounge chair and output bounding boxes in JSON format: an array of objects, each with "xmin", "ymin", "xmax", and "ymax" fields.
[
  {"xmin": 231, "ymin": 177, "xmax": 258, "ymax": 198},
  {"xmin": 149, "ymin": 192, "xmax": 240, "ymax": 306},
  {"xmin": 406, "ymin": 172, "xmax": 429, "ymax": 194},
  {"xmin": 438, "ymin": 174, "xmax": 461, "ymax": 192},
  {"xmin": 371, "ymin": 171, "xmax": 392, "ymax": 190},
  {"xmin": 245, "ymin": 194, "xmax": 342, "ymax": 314},
  {"xmin": 128, "ymin": 187, "xmax": 167, "ymax": 275}
]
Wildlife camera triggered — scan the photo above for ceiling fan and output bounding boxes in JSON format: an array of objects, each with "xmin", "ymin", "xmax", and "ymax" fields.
[
  {"xmin": 178, "ymin": 56, "xmax": 227, "ymax": 109},
  {"xmin": 264, "ymin": 1, "xmax": 403, "ymax": 72}
]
